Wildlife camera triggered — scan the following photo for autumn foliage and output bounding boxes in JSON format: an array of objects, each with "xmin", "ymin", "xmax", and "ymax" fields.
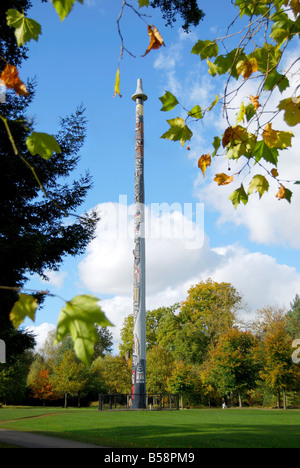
[{"xmin": 0, "ymin": 63, "xmax": 28, "ymax": 96}]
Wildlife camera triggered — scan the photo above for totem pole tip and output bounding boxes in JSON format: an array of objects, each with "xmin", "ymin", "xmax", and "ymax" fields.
[{"xmin": 132, "ymin": 78, "xmax": 148, "ymax": 102}]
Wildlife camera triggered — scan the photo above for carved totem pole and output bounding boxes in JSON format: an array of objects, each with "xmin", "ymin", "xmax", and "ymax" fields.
[{"xmin": 131, "ymin": 79, "xmax": 147, "ymax": 409}]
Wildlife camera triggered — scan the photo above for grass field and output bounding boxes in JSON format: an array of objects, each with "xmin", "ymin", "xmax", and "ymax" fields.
[{"xmin": 0, "ymin": 407, "xmax": 299, "ymax": 448}]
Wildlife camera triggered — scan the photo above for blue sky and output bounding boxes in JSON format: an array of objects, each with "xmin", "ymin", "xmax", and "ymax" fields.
[{"xmin": 18, "ymin": 0, "xmax": 300, "ymax": 351}]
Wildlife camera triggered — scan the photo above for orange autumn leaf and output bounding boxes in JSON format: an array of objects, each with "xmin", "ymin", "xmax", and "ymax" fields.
[
  {"xmin": 0, "ymin": 63, "xmax": 28, "ymax": 96},
  {"xmin": 271, "ymin": 168, "xmax": 279, "ymax": 178},
  {"xmin": 222, "ymin": 127, "xmax": 233, "ymax": 147},
  {"xmin": 198, "ymin": 154, "xmax": 211, "ymax": 178},
  {"xmin": 276, "ymin": 184, "xmax": 286, "ymax": 200},
  {"xmin": 214, "ymin": 173, "xmax": 234, "ymax": 186},
  {"xmin": 142, "ymin": 25, "xmax": 165, "ymax": 57},
  {"xmin": 249, "ymin": 95, "xmax": 260, "ymax": 110}
]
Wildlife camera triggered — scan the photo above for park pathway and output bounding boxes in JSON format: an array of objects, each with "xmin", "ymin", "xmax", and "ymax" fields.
[{"xmin": 0, "ymin": 428, "xmax": 102, "ymax": 448}]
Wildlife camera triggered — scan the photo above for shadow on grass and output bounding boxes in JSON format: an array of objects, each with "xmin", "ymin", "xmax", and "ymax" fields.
[{"xmin": 34, "ymin": 421, "xmax": 300, "ymax": 448}]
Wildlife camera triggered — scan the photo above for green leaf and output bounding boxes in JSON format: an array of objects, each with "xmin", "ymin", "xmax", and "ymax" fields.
[
  {"xmin": 26, "ymin": 132, "xmax": 61, "ymax": 160},
  {"xmin": 248, "ymin": 174, "xmax": 269, "ymax": 198},
  {"xmin": 161, "ymin": 117, "xmax": 193, "ymax": 146},
  {"xmin": 207, "ymin": 95, "xmax": 219, "ymax": 112},
  {"xmin": 252, "ymin": 43, "xmax": 281, "ymax": 74},
  {"xmin": 55, "ymin": 295, "xmax": 114, "ymax": 367},
  {"xmin": 159, "ymin": 91, "xmax": 179, "ymax": 112},
  {"xmin": 254, "ymin": 140, "xmax": 278, "ymax": 165},
  {"xmin": 51, "ymin": 0, "xmax": 83, "ymax": 21},
  {"xmin": 245, "ymin": 103, "xmax": 256, "ymax": 122},
  {"xmin": 264, "ymin": 70, "xmax": 289, "ymax": 93},
  {"xmin": 188, "ymin": 105, "xmax": 203, "ymax": 119},
  {"xmin": 10, "ymin": 294, "xmax": 38, "ymax": 328},
  {"xmin": 6, "ymin": 9, "xmax": 42, "ymax": 46},
  {"xmin": 229, "ymin": 184, "xmax": 248, "ymax": 208},
  {"xmin": 139, "ymin": 0, "xmax": 149, "ymax": 6},
  {"xmin": 212, "ymin": 136, "xmax": 221, "ymax": 157},
  {"xmin": 191, "ymin": 40, "xmax": 219, "ymax": 60},
  {"xmin": 207, "ymin": 58, "xmax": 219, "ymax": 76},
  {"xmin": 236, "ymin": 101, "xmax": 246, "ymax": 124},
  {"xmin": 214, "ymin": 49, "xmax": 245, "ymax": 79},
  {"xmin": 278, "ymin": 97, "xmax": 300, "ymax": 127},
  {"xmin": 225, "ymin": 126, "xmax": 257, "ymax": 160}
]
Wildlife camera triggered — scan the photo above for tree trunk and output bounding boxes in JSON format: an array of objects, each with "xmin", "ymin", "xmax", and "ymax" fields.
[
  {"xmin": 277, "ymin": 389, "xmax": 281, "ymax": 409},
  {"xmin": 238, "ymin": 391, "xmax": 242, "ymax": 408},
  {"xmin": 283, "ymin": 390, "xmax": 287, "ymax": 410},
  {"xmin": 64, "ymin": 392, "xmax": 68, "ymax": 408}
]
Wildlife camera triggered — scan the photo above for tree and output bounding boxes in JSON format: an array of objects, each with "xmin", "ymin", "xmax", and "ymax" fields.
[
  {"xmin": 119, "ymin": 304, "xmax": 179, "ymax": 358},
  {"xmin": 146, "ymin": 345, "xmax": 174, "ymax": 393},
  {"xmin": 149, "ymin": 0, "xmax": 205, "ymax": 32},
  {"xmin": 167, "ymin": 360, "xmax": 198, "ymax": 408},
  {"xmin": 260, "ymin": 322, "xmax": 298, "ymax": 409},
  {"xmin": 0, "ymin": 0, "xmax": 114, "ymax": 367},
  {"xmin": 0, "ymin": 348, "xmax": 33, "ymax": 404},
  {"xmin": 286, "ymin": 295, "xmax": 300, "ymax": 339},
  {"xmin": 51, "ymin": 350, "xmax": 89, "ymax": 408},
  {"xmin": 206, "ymin": 328, "xmax": 260, "ymax": 407},
  {"xmin": 158, "ymin": 0, "xmax": 300, "ymax": 206},
  {"xmin": 93, "ymin": 326, "xmax": 113, "ymax": 359},
  {"xmin": 93, "ymin": 355, "xmax": 132, "ymax": 394},
  {"xmin": 27, "ymin": 365, "xmax": 58, "ymax": 404},
  {"xmin": 176, "ymin": 279, "xmax": 243, "ymax": 363}
]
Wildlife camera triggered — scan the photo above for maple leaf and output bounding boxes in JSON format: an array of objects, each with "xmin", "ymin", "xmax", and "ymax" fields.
[
  {"xmin": 142, "ymin": 25, "xmax": 165, "ymax": 57},
  {"xmin": 198, "ymin": 154, "xmax": 211, "ymax": 178},
  {"xmin": 236, "ymin": 57, "xmax": 258, "ymax": 80},
  {"xmin": 275, "ymin": 183, "xmax": 292, "ymax": 202},
  {"xmin": 262, "ymin": 123, "xmax": 293, "ymax": 149},
  {"xmin": 214, "ymin": 173, "xmax": 234, "ymax": 186},
  {"xmin": 249, "ymin": 95, "xmax": 260, "ymax": 110},
  {"xmin": 0, "ymin": 63, "xmax": 28, "ymax": 96},
  {"xmin": 278, "ymin": 96, "xmax": 300, "ymax": 127},
  {"xmin": 222, "ymin": 127, "xmax": 233, "ymax": 147}
]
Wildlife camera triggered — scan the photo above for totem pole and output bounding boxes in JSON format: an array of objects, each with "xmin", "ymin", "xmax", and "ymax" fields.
[{"xmin": 131, "ymin": 79, "xmax": 147, "ymax": 409}]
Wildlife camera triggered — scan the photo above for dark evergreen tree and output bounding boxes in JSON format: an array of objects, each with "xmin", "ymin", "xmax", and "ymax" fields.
[
  {"xmin": 150, "ymin": 0, "xmax": 205, "ymax": 31},
  {"xmin": 0, "ymin": 1, "xmax": 98, "ymax": 358},
  {"xmin": 286, "ymin": 295, "xmax": 300, "ymax": 339}
]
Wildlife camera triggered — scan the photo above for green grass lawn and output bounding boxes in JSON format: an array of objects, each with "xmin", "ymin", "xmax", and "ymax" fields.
[{"xmin": 0, "ymin": 407, "xmax": 299, "ymax": 448}]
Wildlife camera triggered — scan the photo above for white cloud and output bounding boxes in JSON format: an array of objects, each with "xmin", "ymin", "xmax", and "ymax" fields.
[
  {"xmin": 78, "ymin": 201, "xmax": 300, "ymax": 350},
  {"xmin": 26, "ymin": 323, "xmax": 56, "ymax": 351},
  {"xmin": 40, "ymin": 270, "xmax": 68, "ymax": 289}
]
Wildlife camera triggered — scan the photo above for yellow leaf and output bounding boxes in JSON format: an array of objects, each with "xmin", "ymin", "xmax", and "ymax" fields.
[
  {"xmin": 198, "ymin": 154, "xmax": 211, "ymax": 178},
  {"xmin": 262, "ymin": 123, "xmax": 278, "ymax": 148},
  {"xmin": 249, "ymin": 95, "xmax": 260, "ymax": 110},
  {"xmin": 262, "ymin": 122, "xmax": 293, "ymax": 148},
  {"xmin": 236, "ymin": 58, "xmax": 258, "ymax": 80},
  {"xmin": 142, "ymin": 25, "xmax": 165, "ymax": 57},
  {"xmin": 214, "ymin": 173, "xmax": 234, "ymax": 186},
  {"xmin": 276, "ymin": 184, "xmax": 286, "ymax": 200},
  {"xmin": 113, "ymin": 67, "xmax": 122, "ymax": 98}
]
